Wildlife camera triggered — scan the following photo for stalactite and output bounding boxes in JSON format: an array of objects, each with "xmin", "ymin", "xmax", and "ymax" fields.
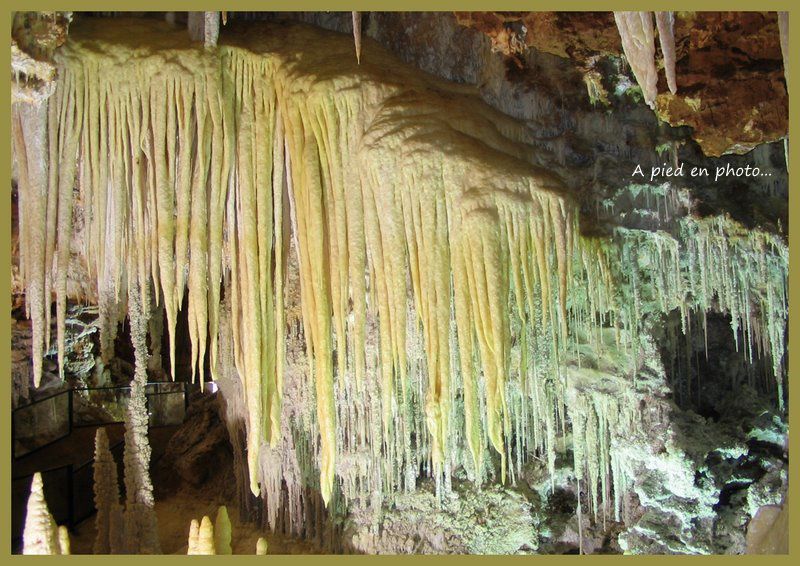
[
  {"xmin": 615, "ymin": 11, "xmax": 679, "ymax": 107},
  {"xmin": 352, "ymin": 12, "xmax": 362, "ymax": 64},
  {"xmin": 614, "ymin": 12, "xmax": 658, "ymax": 109},
  {"xmin": 778, "ymin": 12, "xmax": 788, "ymax": 86},
  {"xmin": 11, "ymin": 101, "xmax": 49, "ymax": 388},
  {"xmin": 654, "ymin": 12, "xmax": 677, "ymax": 94},
  {"xmin": 51, "ymin": 67, "xmax": 83, "ymax": 379}
]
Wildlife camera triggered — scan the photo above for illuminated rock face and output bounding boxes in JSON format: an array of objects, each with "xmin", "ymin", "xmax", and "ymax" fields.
[{"xmin": 11, "ymin": 16, "xmax": 787, "ymax": 554}]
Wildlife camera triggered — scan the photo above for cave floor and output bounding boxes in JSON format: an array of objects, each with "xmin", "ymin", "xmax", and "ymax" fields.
[
  {"xmin": 12, "ymin": 413, "xmax": 323, "ymax": 554},
  {"xmin": 68, "ymin": 483, "xmax": 325, "ymax": 554}
]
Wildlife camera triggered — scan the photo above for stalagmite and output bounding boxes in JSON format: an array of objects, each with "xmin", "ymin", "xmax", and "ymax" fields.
[
  {"xmin": 187, "ymin": 519, "xmax": 200, "ymax": 554},
  {"xmin": 214, "ymin": 506, "xmax": 233, "ymax": 554},
  {"xmin": 205, "ymin": 12, "xmax": 221, "ymax": 47},
  {"xmin": 57, "ymin": 526, "xmax": 71, "ymax": 555},
  {"xmin": 187, "ymin": 516, "xmax": 216, "ymax": 554},
  {"xmin": 93, "ymin": 427, "xmax": 122, "ymax": 554},
  {"xmin": 109, "ymin": 504, "xmax": 125, "ymax": 554},
  {"xmin": 122, "ymin": 276, "xmax": 161, "ymax": 554},
  {"xmin": 256, "ymin": 537, "xmax": 269, "ymax": 555},
  {"xmin": 22, "ymin": 473, "xmax": 60, "ymax": 554},
  {"xmin": 198, "ymin": 516, "xmax": 216, "ymax": 554}
]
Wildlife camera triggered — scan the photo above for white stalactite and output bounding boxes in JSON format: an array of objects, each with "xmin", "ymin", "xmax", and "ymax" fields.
[
  {"xmin": 778, "ymin": 12, "xmax": 788, "ymax": 86},
  {"xmin": 655, "ymin": 12, "xmax": 677, "ymax": 94},
  {"xmin": 352, "ymin": 12, "xmax": 362, "ymax": 64},
  {"xmin": 614, "ymin": 12, "xmax": 658, "ymax": 109},
  {"xmin": 615, "ymin": 11, "xmax": 679, "ymax": 107}
]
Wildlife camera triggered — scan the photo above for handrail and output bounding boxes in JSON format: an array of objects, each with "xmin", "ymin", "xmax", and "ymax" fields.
[
  {"xmin": 13, "ymin": 380, "xmax": 190, "ymax": 413},
  {"xmin": 11, "ymin": 462, "xmax": 72, "ymax": 483},
  {"xmin": 12, "ymin": 387, "xmax": 71, "ymax": 410},
  {"xmin": 13, "ymin": 381, "xmax": 196, "ymax": 460},
  {"xmin": 12, "ymin": 437, "xmax": 127, "ymax": 548}
]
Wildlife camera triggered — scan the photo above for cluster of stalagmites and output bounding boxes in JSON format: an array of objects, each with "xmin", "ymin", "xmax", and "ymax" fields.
[
  {"xmin": 12, "ymin": 16, "xmax": 788, "ymax": 553},
  {"xmin": 184, "ymin": 505, "xmax": 268, "ymax": 554},
  {"xmin": 186, "ymin": 506, "xmax": 235, "ymax": 555},
  {"xmin": 24, "ymin": 444, "xmax": 271, "ymax": 554}
]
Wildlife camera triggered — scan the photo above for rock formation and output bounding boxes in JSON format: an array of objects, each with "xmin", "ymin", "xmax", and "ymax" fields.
[
  {"xmin": 93, "ymin": 427, "xmax": 123, "ymax": 554},
  {"xmin": 121, "ymin": 277, "xmax": 161, "ymax": 553},
  {"xmin": 214, "ymin": 506, "xmax": 233, "ymax": 555},
  {"xmin": 9, "ymin": 11, "xmax": 789, "ymax": 556},
  {"xmin": 187, "ymin": 516, "xmax": 215, "ymax": 555},
  {"xmin": 22, "ymin": 473, "xmax": 70, "ymax": 555}
]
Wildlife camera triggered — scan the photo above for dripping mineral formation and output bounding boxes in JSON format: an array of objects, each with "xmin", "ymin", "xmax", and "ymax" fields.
[{"xmin": 11, "ymin": 12, "xmax": 788, "ymax": 555}]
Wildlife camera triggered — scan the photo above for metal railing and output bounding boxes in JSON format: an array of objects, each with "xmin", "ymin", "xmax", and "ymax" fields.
[
  {"xmin": 11, "ymin": 439, "xmax": 125, "ymax": 551},
  {"xmin": 11, "ymin": 381, "xmax": 198, "ymax": 550},
  {"xmin": 12, "ymin": 381, "xmax": 193, "ymax": 460}
]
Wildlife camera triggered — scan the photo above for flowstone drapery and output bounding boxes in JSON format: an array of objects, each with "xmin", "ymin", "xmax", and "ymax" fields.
[{"xmin": 11, "ymin": 18, "xmax": 787, "ymax": 544}]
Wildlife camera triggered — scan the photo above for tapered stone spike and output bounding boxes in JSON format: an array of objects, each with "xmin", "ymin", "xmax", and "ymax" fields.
[
  {"xmin": 352, "ymin": 12, "xmax": 362, "ymax": 64},
  {"xmin": 22, "ymin": 473, "xmax": 59, "ymax": 554},
  {"xmin": 93, "ymin": 427, "xmax": 122, "ymax": 554},
  {"xmin": 214, "ymin": 506, "xmax": 233, "ymax": 555}
]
